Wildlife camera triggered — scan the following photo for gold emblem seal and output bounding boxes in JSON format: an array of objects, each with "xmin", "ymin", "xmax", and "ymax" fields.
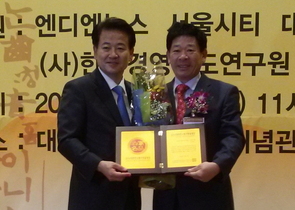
[{"xmin": 129, "ymin": 138, "xmax": 147, "ymax": 154}]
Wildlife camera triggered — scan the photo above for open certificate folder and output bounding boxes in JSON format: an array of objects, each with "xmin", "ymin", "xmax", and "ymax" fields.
[{"xmin": 116, "ymin": 124, "xmax": 206, "ymax": 174}]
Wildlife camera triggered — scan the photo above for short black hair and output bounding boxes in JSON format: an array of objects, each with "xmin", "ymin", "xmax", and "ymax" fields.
[
  {"xmin": 166, "ymin": 22, "xmax": 207, "ymax": 52},
  {"xmin": 91, "ymin": 17, "xmax": 136, "ymax": 49}
]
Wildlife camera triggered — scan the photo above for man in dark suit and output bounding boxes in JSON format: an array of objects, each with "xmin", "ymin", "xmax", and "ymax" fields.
[
  {"xmin": 58, "ymin": 17, "xmax": 141, "ymax": 210},
  {"xmin": 153, "ymin": 22, "xmax": 245, "ymax": 210}
]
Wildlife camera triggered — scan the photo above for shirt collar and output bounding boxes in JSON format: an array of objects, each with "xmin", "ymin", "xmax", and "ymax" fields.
[
  {"xmin": 99, "ymin": 68, "xmax": 127, "ymax": 94},
  {"xmin": 173, "ymin": 73, "xmax": 201, "ymax": 93}
]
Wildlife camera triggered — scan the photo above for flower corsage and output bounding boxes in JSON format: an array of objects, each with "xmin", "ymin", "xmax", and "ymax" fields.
[{"xmin": 185, "ymin": 90, "xmax": 210, "ymax": 117}]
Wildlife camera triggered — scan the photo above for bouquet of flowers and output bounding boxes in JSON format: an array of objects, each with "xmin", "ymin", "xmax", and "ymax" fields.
[
  {"xmin": 132, "ymin": 64, "xmax": 175, "ymax": 190},
  {"xmin": 132, "ymin": 65, "xmax": 172, "ymax": 126}
]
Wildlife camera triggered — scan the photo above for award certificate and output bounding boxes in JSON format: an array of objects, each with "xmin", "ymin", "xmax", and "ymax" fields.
[{"xmin": 116, "ymin": 124, "xmax": 206, "ymax": 174}]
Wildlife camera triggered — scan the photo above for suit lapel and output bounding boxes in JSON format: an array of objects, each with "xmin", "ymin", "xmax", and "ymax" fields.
[
  {"xmin": 90, "ymin": 69, "xmax": 123, "ymax": 125},
  {"xmin": 195, "ymin": 73, "xmax": 212, "ymax": 92},
  {"xmin": 167, "ymin": 79, "xmax": 177, "ymax": 123},
  {"xmin": 124, "ymin": 80, "xmax": 132, "ymax": 104}
]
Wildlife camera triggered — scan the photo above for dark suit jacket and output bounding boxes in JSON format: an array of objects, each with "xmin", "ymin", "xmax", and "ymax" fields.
[
  {"xmin": 153, "ymin": 73, "xmax": 245, "ymax": 210},
  {"xmin": 58, "ymin": 69, "xmax": 141, "ymax": 210}
]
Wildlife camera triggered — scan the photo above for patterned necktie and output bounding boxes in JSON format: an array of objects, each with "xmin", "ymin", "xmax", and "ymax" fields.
[
  {"xmin": 176, "ymin": 84, "xmax": 189, "ymax": 124},
  {"xmin": 112, "ymin": 86, "xmax": 131, "ymax": 126}
]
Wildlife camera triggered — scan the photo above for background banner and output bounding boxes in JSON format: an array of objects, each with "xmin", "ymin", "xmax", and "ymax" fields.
[{"xmin": 1, "ymin": 1, "xmax": 294, "ymax": 209}]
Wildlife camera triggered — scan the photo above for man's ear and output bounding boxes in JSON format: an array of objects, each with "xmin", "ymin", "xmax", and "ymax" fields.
[
  {"xmin": 202, "ymin": 49, "xmax": 208, "ymax": 63},
  {"xmin": 166, "ymin": 50, "xmax": 170, "ymax": 65},
  {"xmin": 129, "ymin": 48, "xmax": 134, "ymax": 62},
  {"xmin": 93, "ymin": 46, "xmax": 97, "ymax": 58}
]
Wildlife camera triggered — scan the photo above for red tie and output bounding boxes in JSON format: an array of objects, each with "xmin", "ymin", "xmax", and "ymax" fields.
[{"xmin": 176, "ymin": 84, "xmax": 189, "ymax": 124}]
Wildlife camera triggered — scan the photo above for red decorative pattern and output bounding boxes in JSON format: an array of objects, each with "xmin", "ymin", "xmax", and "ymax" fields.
[{"xmin": 176, "ymin": 84, "xmax": 189, "ymax": 124}]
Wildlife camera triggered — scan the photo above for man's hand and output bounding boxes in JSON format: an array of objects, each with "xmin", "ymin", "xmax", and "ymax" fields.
[
  {"xmin": 184, "ymin": 162, "xmax": 220, "ymax": 182},
  {"xmin": 97, "ymin": 160, "xmax": 131, "ymax": 181}
]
